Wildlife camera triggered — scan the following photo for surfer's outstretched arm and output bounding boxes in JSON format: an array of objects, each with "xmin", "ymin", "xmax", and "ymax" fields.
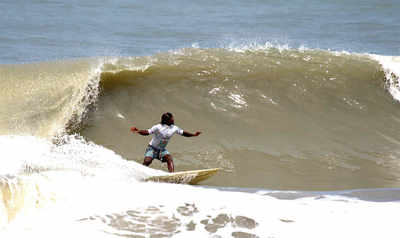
[
  {"xmin": 130, "ymin": 127, "xmax": 150, "ymax": 136},
  {"xmin": 182, "ymin": 131, "xmax": 202, "ymax": 137}
]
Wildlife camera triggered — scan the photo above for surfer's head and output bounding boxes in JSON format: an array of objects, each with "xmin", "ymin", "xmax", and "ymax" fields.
[{"xmin": 161, "ymin": 112, "xmax": 174, "ymax": 126}]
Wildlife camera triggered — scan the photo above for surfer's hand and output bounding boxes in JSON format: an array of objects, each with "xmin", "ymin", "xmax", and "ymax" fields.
[
  {"xmin": 182, "ymin": 131, "xmax": 202, "ymax": 137},
  {"xmin": 130, "ymin": 127, "xmax": 138, "ymax": 133}
]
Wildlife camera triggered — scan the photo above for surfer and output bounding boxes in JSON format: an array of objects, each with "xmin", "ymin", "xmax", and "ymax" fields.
[{"xmin": 130, "ymin": 112, "xmax": 201, "ymax": 172}]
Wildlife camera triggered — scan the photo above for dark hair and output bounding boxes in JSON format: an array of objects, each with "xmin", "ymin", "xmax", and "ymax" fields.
[{"xmin": 161, "ymin": 112, "xmax": 173, "ymax": 125}]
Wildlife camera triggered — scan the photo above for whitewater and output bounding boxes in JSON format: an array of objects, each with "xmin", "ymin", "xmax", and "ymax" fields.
[{"xmin": 1, "ymin": 134, "xmax": 400, "ymax": 238}]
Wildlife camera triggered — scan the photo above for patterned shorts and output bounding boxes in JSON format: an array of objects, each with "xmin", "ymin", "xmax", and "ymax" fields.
[{"xmin": 144, "ymin": 145, "xmax": 170, "ymax": 162}]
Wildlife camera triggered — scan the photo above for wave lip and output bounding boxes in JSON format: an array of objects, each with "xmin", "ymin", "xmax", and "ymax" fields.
[
  {"xmin": 371, "ymin": 55, "xmax": 400, "ymax": 102},
  {"xmin": 0, "ymin": 59, "xmax": 103, "ymax": 138}
]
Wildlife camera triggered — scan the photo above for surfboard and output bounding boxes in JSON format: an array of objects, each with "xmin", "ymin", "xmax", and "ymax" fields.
[{"xmin": 145, "ymin": 168, "xmax": 220, "ymax": 185}]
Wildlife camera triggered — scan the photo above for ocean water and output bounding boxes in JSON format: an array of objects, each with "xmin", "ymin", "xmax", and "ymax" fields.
[{"xmin": 1, "ymin": 0, "xmax": 400, "ymax": 237}]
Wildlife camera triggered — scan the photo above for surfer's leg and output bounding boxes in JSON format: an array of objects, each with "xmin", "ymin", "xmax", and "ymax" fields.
[
  {"xmin": 163, "ymin": 154, "xmax": 174, "ymax": 173},
  {"xmin": 143, "ymin": 146, "xmax": 155, "ymax": 167},
  {"xmin": 143, "ymin": 156, "xmax": 153, "ymax": 166}
]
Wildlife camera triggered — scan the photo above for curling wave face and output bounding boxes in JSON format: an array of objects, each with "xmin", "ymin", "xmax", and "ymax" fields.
[
  {"xmin": 2, "ymin": 47, "xmax": 400, "ymax": 190},
  {"xmin": 87, "ymin": 47, "xmax": 400, "ymax": 189}
]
